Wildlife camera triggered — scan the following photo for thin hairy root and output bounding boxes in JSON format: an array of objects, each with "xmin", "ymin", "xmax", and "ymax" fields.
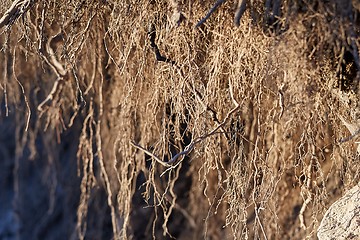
[
  {"xmin": 36, "ymin": 9, "xmax": 68, "ymax": 112},
  {"xmin": 234, "ymin": 0, "xmax": 247, "ymax": 26},
  {"xmin": 12, "ymin": 48, "xmax": 31, "ymax": 131},
  {"xmin": 0, "ymin": 0, "xmax": 36, "ymax": 29},
  {"xmin": 299, "ymin": 144, "xmax": 315, "ymax": 230},
  {"xmin": 148, "ymin": 23, "xmax": 176, "ymax": 64},
  {"xmin": 96, "ymin": 81, "xmax": 120, "ymax": 239},
  {"xmin": 37, "ymin": 78, "xmax": 64, "ymax": 112},
  {"xmin": 130, "ymin": 79, "xmax": 240, "ymax": 168},
  {"xmin": 196, "ymin": 0, "xmax": 227, "ymax": 27},
  {"xmin": 338, "ymin": 115, "xmax": 360, "ymax": 143},
  {"xmin": 2, "ymin": 1, "xmax": 360, "ymax": 239}
]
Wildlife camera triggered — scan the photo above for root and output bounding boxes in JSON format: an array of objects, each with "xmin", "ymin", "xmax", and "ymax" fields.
[
  {"xmin": 234, "ymin": 0, "xmax": 247, "ymax": 27},
  {"xmin": 12, "ymin": 48, "xmax": 31, "ymax": 131},
  {"xmin": 0, "ymin": 0, "xmax": 36, "ymax": 29},
  {"xmin": 196, "ymin": 0, "xmax": 227, "ymax": 27},
  {"xmin": 131, "ymin": 78, "xmax": 240, "ymax": 171},
  {"xmin": 299, "ymin": 144, "xmax": 315, "ymax": 230}
]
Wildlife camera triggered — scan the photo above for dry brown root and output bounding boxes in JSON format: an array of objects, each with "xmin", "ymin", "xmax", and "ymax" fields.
[
  {"xmin": 196, "ymin": 0, "xmax": 227, "ymax": 27},
  {"xmin": 234, "ymin": 0, "xmax": 247, "ymax": 26}
]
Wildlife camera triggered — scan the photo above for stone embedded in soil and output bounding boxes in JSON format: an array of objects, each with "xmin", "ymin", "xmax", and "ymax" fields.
[{"xmin": 317, "ymin": 183, "xmax": 360, "ymax": 240}]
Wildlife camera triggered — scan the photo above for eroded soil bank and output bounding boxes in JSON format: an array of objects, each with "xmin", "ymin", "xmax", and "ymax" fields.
[{"xmin": 0, "ymin": 1, "xmax": 359, "ymax": 239}]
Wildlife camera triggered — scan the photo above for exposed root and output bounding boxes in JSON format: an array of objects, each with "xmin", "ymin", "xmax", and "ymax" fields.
[
  {"xmin": 0, "ymin": 0, "xmax": 36, "ymax": 29},
  {"xmin": 196, "ymin": 0, "xmax": 227, "ymax": 27},
  {"xmin": 1, "ymin": 1, "xmax": 360, "ymax": 239},
  {"xmin": 234, "ymin": 0, "xmax": 247, "ymax": 26},
  {"xmin": 12, "ymin": 47, "xmax": 30, "ymax": 131}
]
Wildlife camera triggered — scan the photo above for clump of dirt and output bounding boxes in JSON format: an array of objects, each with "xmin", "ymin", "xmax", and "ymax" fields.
[{"xmin": 0, "ymin": 0, "xmax": 359, "ymax": 239}]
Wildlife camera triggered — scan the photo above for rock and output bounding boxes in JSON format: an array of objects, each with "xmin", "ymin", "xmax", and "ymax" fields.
[{"xmin": 317, "ymin": 183, "xmax": 360, "ymax": 240}]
